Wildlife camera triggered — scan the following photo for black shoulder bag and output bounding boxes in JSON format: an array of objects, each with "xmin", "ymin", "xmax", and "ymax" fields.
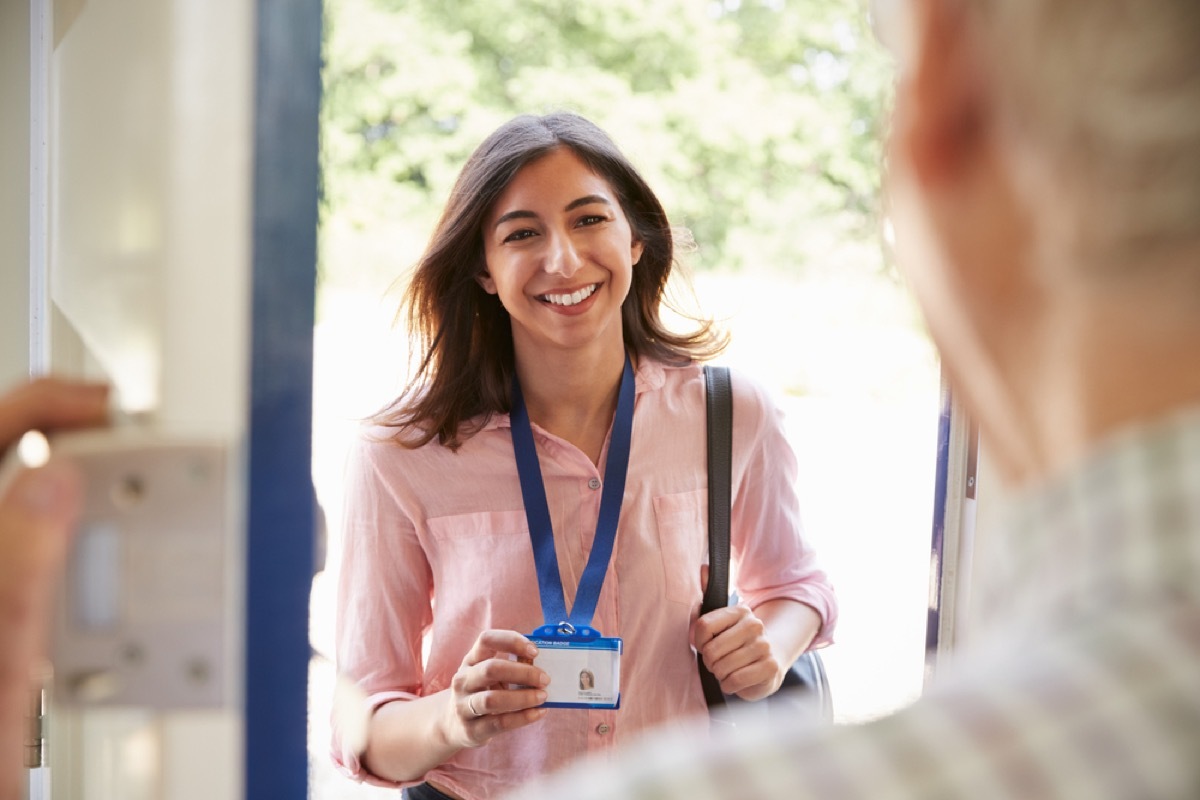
[{"xmin": 699, "ymin": 365, "xmax": 833, "ymax": 724}]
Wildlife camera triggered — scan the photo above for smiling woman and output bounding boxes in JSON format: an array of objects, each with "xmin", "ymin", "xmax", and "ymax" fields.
[
  {"xmin": 374, "ymin": 113, "xmax": 724, "ymax": 453},
  {"xmin": 328, "ymin": 113, "xmax": 838, "ymax": 800},
  {"xmin": 312, "ymin": 4, "xmax": 928, "ymax": 798},
  {"xmin": 477, "ymin": 149, "xmax": 642, "ymax": 396}
]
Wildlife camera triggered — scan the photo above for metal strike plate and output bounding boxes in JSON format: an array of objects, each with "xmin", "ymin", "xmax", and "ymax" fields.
[{"xmin": 49, "ymin": 431, "xmax": 233, "ymax": 709}]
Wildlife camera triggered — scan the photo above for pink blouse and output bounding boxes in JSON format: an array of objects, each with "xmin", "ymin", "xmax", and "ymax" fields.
[{"xmin": 332, "ymin": 359, "xmax": 837, "ymax": 799}]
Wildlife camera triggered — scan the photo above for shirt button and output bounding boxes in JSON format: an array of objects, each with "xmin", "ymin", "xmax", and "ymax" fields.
[
  {"xmin": 595, "ymin": 723, "xmax": 611, "ymax": 735},
  {"xmin": 587, "ymin": 478, "xmax": 601, "ymax": 490}
]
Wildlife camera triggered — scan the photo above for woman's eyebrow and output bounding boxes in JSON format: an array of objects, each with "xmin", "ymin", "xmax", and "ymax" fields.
[
  {"xmin": 493, "ymin": 209, "xmax": 537, "ymax": 229},
  {"xmin": 564, "ymin": 194, "xmax": 612, "ymax": 212}
]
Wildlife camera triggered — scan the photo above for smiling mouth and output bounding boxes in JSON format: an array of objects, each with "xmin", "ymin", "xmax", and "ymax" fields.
[{"xmin": 539, "ymin": 283, "xmax": 599, "ymax": 307}]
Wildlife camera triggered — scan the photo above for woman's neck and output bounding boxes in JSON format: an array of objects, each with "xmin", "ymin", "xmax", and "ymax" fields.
[{"xmin": 514, "ymin": 343, "xmax": 628, "ymax": 466}]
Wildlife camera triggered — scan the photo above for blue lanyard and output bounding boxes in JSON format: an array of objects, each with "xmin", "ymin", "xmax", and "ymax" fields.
[{"xmin": 510, "ymin": 354, "xmax": 635, "ymax": 629}]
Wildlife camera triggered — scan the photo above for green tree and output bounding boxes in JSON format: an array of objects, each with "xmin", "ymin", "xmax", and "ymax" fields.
[{"xmin": 320, "ymin": 0, "xmax": 893, "ymax": 292}]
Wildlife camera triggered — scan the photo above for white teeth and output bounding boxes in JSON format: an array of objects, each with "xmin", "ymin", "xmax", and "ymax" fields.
[{"xmin": 542, "ymin": 283, "xmax": 598, "ymax": 307}]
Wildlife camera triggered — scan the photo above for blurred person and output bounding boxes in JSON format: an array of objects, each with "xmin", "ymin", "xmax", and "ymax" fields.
[
  {"xmin": 332, "ymin": 112, "xmax": 837, "ymax": 800},
  {"xmin": 513, "ymin": 0, "xmax": 1200, "ymax": 797},
  {"xmin": 0, "ymin": 379, "xmax": 108, "ymax": 800}
]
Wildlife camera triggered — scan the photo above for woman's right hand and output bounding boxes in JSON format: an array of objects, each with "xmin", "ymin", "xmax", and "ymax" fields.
[
  {"xmin": 361, "ymin": 630, "xmax": 551, "ymax": 782},
  {"xmin": 445, "ymin": 629, "xmax": 550, "ymax": 749}
]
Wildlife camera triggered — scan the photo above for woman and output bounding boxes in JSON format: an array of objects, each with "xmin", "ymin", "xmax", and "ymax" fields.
[{"xmin": 333, "ymin": 112, "xmax": 837, "ymax": 800}]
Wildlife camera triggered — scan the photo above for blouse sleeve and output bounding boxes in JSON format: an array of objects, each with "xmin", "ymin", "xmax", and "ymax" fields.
[
  {"xmin": 330, "ymin": 430, "xmax": 433, "ymax": 784},
  {"xmin": 728, "ymin": 372, "xmax": 837, "ymax": 649}
]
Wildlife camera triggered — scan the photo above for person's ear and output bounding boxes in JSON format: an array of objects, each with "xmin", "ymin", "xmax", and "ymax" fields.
[
  {"xmin": 631, "ymin": 237, "xmax": 644, "ymax": 266},
  {"xmin": 476, "ymin": 271, "xmax": 497, "ymax": 294},
  {"xmin": 894, "ymin": 0, "xmax": 987, "ymax": 188}
]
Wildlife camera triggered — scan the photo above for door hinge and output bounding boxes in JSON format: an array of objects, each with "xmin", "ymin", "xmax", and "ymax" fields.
[{"xmin": 24, "ymin": 686, "xmax": 45, "ymax": 769}]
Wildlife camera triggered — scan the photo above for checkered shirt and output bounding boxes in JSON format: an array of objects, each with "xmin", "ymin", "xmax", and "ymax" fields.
[{"xmin": 518, "ymin": 408, "xmax": 1200, "ymax": 799}]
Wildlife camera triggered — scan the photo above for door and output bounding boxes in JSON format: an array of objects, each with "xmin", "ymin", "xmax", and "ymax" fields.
[{"xmin": 5, "ymin": 0, "xmax": 321, "ymax": 797}]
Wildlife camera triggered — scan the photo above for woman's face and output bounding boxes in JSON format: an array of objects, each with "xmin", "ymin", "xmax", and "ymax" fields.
[{"xmin": 479, "ymin": 147, "xmax": 644, "ymax": 363}]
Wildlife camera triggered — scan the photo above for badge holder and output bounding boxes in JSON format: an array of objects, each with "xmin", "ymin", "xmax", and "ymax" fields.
[{"xmin": 528, "ymin": 623, "xmax": 621, "ymax": 710}]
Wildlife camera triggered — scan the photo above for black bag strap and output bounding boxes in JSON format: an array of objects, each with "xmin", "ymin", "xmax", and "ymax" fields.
[
  {"xmin": 699, "ymin": 365, "xmax": 732, "ymax": 710},
  {"xmin": 699, "ymin": 365, "xmax": 834, "ymax": 723}
]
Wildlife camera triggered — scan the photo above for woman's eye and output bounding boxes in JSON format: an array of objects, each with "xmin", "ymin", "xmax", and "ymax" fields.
[
  {"xmin": 577, "ymin": 215, "xmax": 606, "ymax": 227},
  {"xmin": 502, "ymin": 229, "xmax": 536, "ymax": 243}
]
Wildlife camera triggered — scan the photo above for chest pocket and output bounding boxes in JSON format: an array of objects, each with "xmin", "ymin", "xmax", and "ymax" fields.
[
  {"xmin": 652, "ymin": 490, "xmax": 708, "ymax": 606},
  {"xmin": 426, "ymin": 509, "xmax": 537, "ymax": 599}
]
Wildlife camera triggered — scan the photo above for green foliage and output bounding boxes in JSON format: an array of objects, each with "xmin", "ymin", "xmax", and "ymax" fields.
[{"xmin": 320, "ymin": 0, "xmax": 894, "ymax": 291}]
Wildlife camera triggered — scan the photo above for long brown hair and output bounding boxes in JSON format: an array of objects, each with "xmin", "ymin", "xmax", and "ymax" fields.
[{"xmin": 376, "ymin": 112, "xmax": 726, "ymax": 449}]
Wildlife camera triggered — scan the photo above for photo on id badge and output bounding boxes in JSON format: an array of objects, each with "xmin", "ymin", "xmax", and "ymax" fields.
[{"xmin": 524, "ymin": 639, "xmax": 621, "ymax": 709}]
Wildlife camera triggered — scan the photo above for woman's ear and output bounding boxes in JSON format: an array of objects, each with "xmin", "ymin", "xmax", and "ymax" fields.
[
  {"xmin": 476, "ymin": 271, "xmax": 497, "ymax": 294},
  {"xmin": 631, "ymin": 237, "xmax": 645, "ymax": 266}
]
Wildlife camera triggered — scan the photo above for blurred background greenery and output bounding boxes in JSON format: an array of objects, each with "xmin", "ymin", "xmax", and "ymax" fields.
[{"xmin": 319, "ymin": 0, "xmax": 894, "ymax": 291}]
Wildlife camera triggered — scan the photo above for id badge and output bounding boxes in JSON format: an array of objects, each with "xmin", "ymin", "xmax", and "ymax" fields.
[{"xmin": 527, "ymin": 623, "xmax": 621, "ymax": 709}]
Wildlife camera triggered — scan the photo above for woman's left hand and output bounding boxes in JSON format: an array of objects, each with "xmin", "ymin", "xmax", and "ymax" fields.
[
  {"xmin": 690, "ymin": 604, "xmax": 786, "ymax": 701},
  {"xmin": 691, "ymin": 595, "xmax": 822, "ymax": 702}
]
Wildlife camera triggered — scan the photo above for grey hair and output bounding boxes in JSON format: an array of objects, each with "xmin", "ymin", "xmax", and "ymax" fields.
[
  {"xmin": 970, "ymin": 0, "xmax": 1200, "ymax": 268},
  {"xmin": 874, "ymin": 0, "xmax": 1200, "ymax": 269}
]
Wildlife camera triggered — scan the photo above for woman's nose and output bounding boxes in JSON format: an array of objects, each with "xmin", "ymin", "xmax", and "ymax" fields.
[{"xmin": 544, "ymin": 232, "xmax": 583, "ymax": 277}]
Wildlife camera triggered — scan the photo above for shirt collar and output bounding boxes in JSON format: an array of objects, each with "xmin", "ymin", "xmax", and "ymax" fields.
[{"xmin": 480, "ymin": 356, "xmax": 669, "ymax": 433}]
